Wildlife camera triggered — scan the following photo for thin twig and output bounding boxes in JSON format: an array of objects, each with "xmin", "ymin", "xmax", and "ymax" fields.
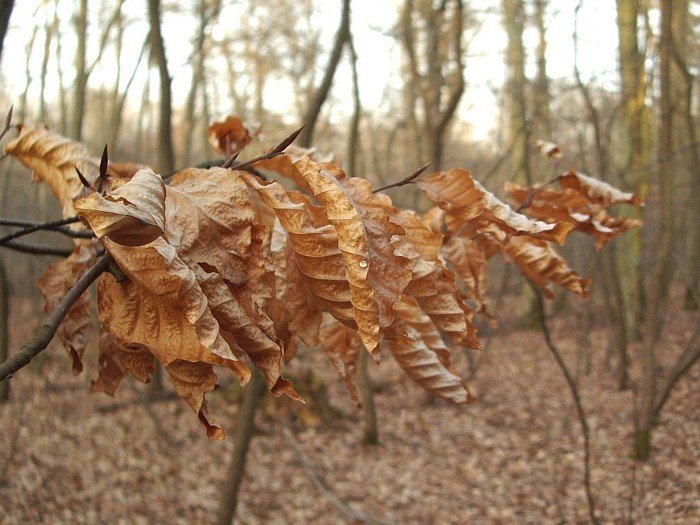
[
  {"xmin": 0, "ymin": 216, "xmax": 88, "ymax": 243},
  {"xmin": 514, "ymin": 174, "xmax": 563, "ymax": 213},
  {"xmin": 0, "ymin": 240, "xmax": 73, "ymax": 257},
  {"xmin": 533, "ymin": 287, "xmax": 599, "ymax": 525},
  {"xmin": 0, "ymin": 106, "xmax": 13, "ymax": 143},
  {"xmin": 279, "ymin": 421, "xmax": 395, "ymax": 525},
  {"xmin": 372, "ymin": 162, "xmax": 431, "ymax": 193},
  {"xmin": 164, "ymin": 126, "xmax": 304, "ymax": 180},
  {"xmin": 0, "ymin": 255, "xmax": 110, "ymax": 381}
]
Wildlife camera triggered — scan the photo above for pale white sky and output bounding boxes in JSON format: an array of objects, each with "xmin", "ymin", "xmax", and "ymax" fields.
[{"xmin": 1, "ymin": 0, "xmax": 620, "ymax": 141}]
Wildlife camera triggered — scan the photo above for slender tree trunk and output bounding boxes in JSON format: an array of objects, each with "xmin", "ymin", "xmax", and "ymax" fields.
[
  {"xmin": 147, "ymin": 0, "xmax": 176, "ymax": 174},
  {"xmin": 533, "ymin": 0, "xmax": 551, "ymax": 139},
  {"xmin": 0, "ymin": 0, "xmax": 14, "ymax": 64},
  {"xmin": 182, "ymin": 0, "xmax": 209, "ymax": 166},
  {"xmin": 217, "ymin": 369, "xmax": 266, "ymax": 525},
  {"xmin": 39, "ymin": 20, "xmax": 53, "ymax": 124},
  {"xmin": 616, "ymin": 0, "xmax": 650, "ymax": 340},
  {"xmin": 634, "ymin": 0, "xmax": 674, "ymax": 461},
  {"xmin": 0, "ymin": 259, "xmax": 9, "ymax": 402},
  {"xmin": 298, "ymin": 0, "xmax": 350, "ymax": 147},
  {"xmin": 502, "ymin": 0, "xmax": 531, "ymax": 185},
  {"xmin": 53, "ymin": 3, "xmax": 68, "ymax": 134},
  {"xmin": 71, "ymin": 0, "xmax": 88, "ymax": 140}
]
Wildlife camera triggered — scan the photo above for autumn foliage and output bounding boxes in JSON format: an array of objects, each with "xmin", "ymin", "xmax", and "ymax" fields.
[{"xmin": 3, "ymin": 119, "xmax": 643, "ymax": 439}]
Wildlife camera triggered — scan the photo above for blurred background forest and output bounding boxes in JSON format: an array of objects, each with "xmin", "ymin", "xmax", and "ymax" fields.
[{"xmin": 0, "ymin": 0, "xmax": 698, "ymax": 523}]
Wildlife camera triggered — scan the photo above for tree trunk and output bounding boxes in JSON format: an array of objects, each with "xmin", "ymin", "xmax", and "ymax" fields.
[
  {"xmin": 616, "ymin": 0, "xmax": 650, "ymax": 340},
  {"xmin": 71, "ymin": 0, "xmax": 88, "ymax": 140},
  {"xmin": 298, "ymin": 0, "xmax": 350, "ymax": 147},
  {"xmin": 217, "ymin": 369, "xmax": 266, "ymax": 525},
  {"xmin": 0, "ymin": 0, "xmax": 14, "ymax": 64},
  {"xmin": 502, "ymin": 0, "xmax": 531, "ymax": 185},
  {"xmin": 533, "ymin": 0, "xmax": 551, "ymax": 139},
  {"xmin": 0, "ymin": 259, "xmax": 9, "ymax": 402},
  {"xmin": 634, "ymin": 0, "xmax": 674, "ymax": 461},
  {"xmin": 147, "ymin": 0, "xmax": 176, "ymax": 174}
]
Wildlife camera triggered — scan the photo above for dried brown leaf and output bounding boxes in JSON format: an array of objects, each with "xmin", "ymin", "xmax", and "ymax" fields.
[
  {"xmin": 74, "ymin": 168, "xmax": 166, "ymax": 246},
  {"xmin": 207, "ymin": 115, "xmax": 253, "ymax": 155},
  {"xmin": 319, "ymin": 320, "xmax": 361, "ymax": 408},
  {"xmin": 36, "ymin": 241, "xmax": 98, "ymax": 374}
]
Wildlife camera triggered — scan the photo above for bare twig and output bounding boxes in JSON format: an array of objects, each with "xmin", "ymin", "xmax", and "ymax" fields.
[
  {"xmin": 0, "ymin": 216, "xmax": 92, "ymax": 240},
  {"xmin": 279, "ymin": 422, "xmax": 395, "ymax": 525},
  {"xmin": 651, "ymin": 324, "xmax": 700, "ymax": 424},
  {"xmin": 514, "ymin": 174, "xmax": 563, "ymax": 213},
  {"xmin": 0, "ymin": 240, "xmax": 73, "ymax": 257},
  {"xmin": 372, "ymin": 162, "xmax": 431, "ymax": 193},
  {"xmin": 533, "ymin": 287, "xmax": 599, "ymax": 525},
  {"xmin": 0, "ymin": 254, "xmax": 109, "ymax": 381},
  {"xmin": 0, "ymin": 106, "xmax": 13, "ymax": 143}
]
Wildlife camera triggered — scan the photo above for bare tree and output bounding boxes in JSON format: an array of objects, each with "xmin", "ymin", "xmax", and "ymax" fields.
[
  {"xmin": 0, "ymin": 0, "xmax": 15, "ymax": 64},
  {"xmin": 147, "ymin": 0, "xmax": 176, "ymax": 174}
]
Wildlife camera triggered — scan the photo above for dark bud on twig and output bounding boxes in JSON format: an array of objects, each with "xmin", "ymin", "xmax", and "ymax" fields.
[
  {"xmin": 97, "ymin": 145, "xmax": 109, "ymax": 192},
  {"xmin": 75, "ymin": 167, "xmax": 92, "ymax": 189},
  {"xmin": 271, "ymin": 125, "xmax": 304, "ymax": 155},
  {"xmin": 221, "ymin": 150, "xmax": 240, "ymax": 169}
]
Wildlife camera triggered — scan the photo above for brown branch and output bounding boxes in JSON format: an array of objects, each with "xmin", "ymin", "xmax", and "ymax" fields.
[
  {"xmin": 372, "ymin": 163, "xmax": 431, "ymax": 193},
  {"xmin": 0, "ymin": 240, "xmax": 73, "ymax": 257},
  {"xmin": 652, "ymin": 324, "xmax": 700, "ymax": 424},
  {"xmin": 514, "ymin": 174, "xmax": 563, "ymax": 213},
  {"xmin": 533, "ymin": 287, "xmax": 599, "ymax": 525},
  {"xmin": 0, "ymin": 216, "xmax": 92, "ymax": 241},
  {"xmin": 0, "ymin": 254, "xmax": 109, "ymax": 381}
]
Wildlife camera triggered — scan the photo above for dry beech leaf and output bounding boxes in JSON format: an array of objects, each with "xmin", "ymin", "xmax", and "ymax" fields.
[
  {"xmin": 268, "ymin": 221, "xmax": 322, "ymax": 350},
  {"xmin": 256, "ymin": 155, "xmax": 383, "ymax": 353},
  {"xmin": 36, "ymin": 241, "xmax": 98, "ymax": 375},
  {"xmin": 441, "ymin": 234, "xmax": 489, "ymax": 314},
  {"xmin": 506, "ymin": 181, "xmax": 642, "ymax": 250},
  {"xmin": 5, "ymin": 126, "xmax": 99, "ymax": 218},
  {"xmin": 98, "ymin": 237, "xmax": 250, "ymax": 437},
  {"xmin": 319, "ymin": 320, "xmax": 361, "ymax": 408},
  {"xmin": 502, "ymin": 236, "xmax": 590, "ymax": 299},
  {"xmin": 536, "ymin": 140, "xmax": 562, "ymax": 160},
  {"xmin": 386, "ymin": 320, "xmax": 475, "ymax": 404},
  {"xmin": 166, "ymin": 168, "xmax": 253, "ymax": 285},
  {"xmin": 74, "ymin": 168, "xmax": 166, "ymax": 246},
  {"xmin": 393, "ymin": 295, "xmax": 453, "ymax": 367},
  {"xmin": 241, "ymin": 168, "xmax": 356, "ymax": 331},
  {"xmin": 208, "ymin": 115, "xmax": 252, "ymax": 155},
  {"xmin": 392, "ymin": 210, "xmax": 479, "ymax": 349},
  {"xmin": 90, "ymin": 331, "xmax": 125, "ymax": 395},
  {"xmin": 559, "ymin": 170, "xmax": 644, "ymax": 206},
  {"xmin": 417, "ymin": 168, "xmax": 572, "ymax": 244}
]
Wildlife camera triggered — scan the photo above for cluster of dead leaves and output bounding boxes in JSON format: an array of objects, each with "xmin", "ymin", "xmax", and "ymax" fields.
[{"xmin": 4, "ymin": 127, "xmax": 642, "ymax": 438}]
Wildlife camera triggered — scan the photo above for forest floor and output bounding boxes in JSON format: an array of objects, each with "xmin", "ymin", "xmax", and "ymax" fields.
[{"xmin": 0, "ymin": 292, "xmax": 698, "ymax": 525}]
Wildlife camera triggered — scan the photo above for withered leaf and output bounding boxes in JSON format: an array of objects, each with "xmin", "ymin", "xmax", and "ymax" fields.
[
  {"xmin": 5, "ymin": 127, "xmax": 100, "ymax": 218},
  {"xmin": 387, "ymin": 320, "xmax": 475, "ymax": 404},
  {"xmin": 319, "ymin": 319, "xmax": 361, "ymax": 408},
  {"xmin": 166, "ymin": 167, "xmax": 253, "ymax": 286},
  {"xmin": 208, "ymin": 115, "xmax": 253, "ymax": 156},
  {"xmin": 74, "ymin": 168, "xmax": 166, "ymax": 246},
  {"xmin": 36, "ymin": 241, "xmax": 98, "ymax": 374}
]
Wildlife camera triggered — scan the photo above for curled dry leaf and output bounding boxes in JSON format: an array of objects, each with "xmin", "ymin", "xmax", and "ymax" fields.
[
  {"xmin": 386, "ymin": 320, "xmax": 475, "ymax": 404},
  {"xmin": 98, "ymin": 237, "xmax": 250, "ymax": 437},
  {"xmin": 207, "ymin": 115, "xmax": 252, "ymax": 156},
  {"xmin": 536, "ymin": 140, "xmax": 562, "ymax": 160},
  {"xmin": 417, "ymin": 168, "xmax": 572, "ymax": 244},
  {"xmin": 392, "ymin": 209, "xmax": 479, "ymax": 349},
  {"xmin": 319, "ymin": 319, "xmax": 361, "ymax": 408},
  {"xmin": 74, "ymin": 168, "xmax": 166, "ymax": 246},
  {"xmin": 166, "ymin": 168, "xmax": 253, "ymax": 285},
  {"xmin": 501, "ymin": 236, "xmax": 590, "ymax": 299},
  {"xmin": 36, "ymin": 241, "xmax": 98, "ymax": 375},
  {"xmin": 441, "ymin": 234, "xmax": 489, "ymax": 314},
  {"xmin": 90, "ymin": 331, "xmax": 156, "ymax": 396},
  {"xmin": 5, "ymin": 126, "xmax": 100, "ymax": 218},
  {"xmin": 559, "ymin": 170, "xmax": 644, "ymax": 206},
  {"xmin": 506, "ymin": 181, "xmax": 642, "ymax": 251},
  {"xmin": 266, "ymin": 155, "xmax": 382, "ymax": 352}
]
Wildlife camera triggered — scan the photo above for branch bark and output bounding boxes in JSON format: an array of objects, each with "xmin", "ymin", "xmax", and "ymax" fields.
[
  {"xmin": 0, "ymin": 254, "xmax": 109, "ymax": 381},
  {"xmin": 298, "ymin": 0, "xmax": 350, "ymax": 147}
]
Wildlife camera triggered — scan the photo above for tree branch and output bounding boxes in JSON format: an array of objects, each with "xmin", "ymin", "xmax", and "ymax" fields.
[
  {"xmin": 372, "ymin": 163, "xmax": 431, "ymax": 193},
  {"xmin": 0, "ymin": 254, "xmax": 109, "ymax": 381},
  {"xmin": 0, "ymin": 216, "xmax": 93, "ymax": 241},
  {"xmin": 652, "ymin": 324, "xmax": 700, "ymax": 423},
  {"xmin": 533, "ymin": 287, "xmax": 599, "ymax": 525},
  {"xmin": 0, "ymin": 240, "xmax": 73, "ymax": 257}
]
